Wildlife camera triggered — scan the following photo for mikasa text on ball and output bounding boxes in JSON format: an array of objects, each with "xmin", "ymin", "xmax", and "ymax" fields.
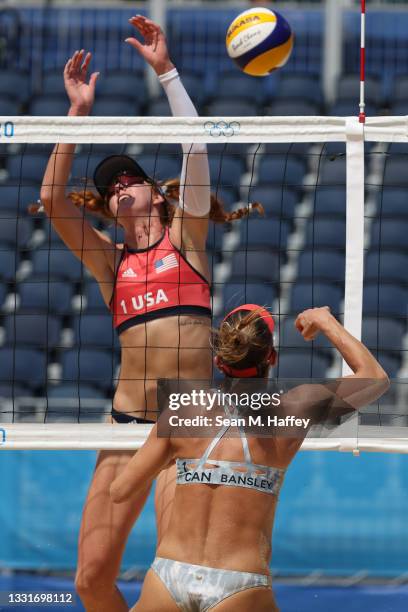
[{"xmin": 226, "ymin": 7, "xmax": 294, "ymax": 77}]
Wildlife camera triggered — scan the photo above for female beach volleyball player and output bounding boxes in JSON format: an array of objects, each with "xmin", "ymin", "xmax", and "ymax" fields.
[
  {"xmin": 111, "ymin": 305, "xmax": 389, "ymax": 612},
  {"xmin": 38, "ymin": 15, "xmax": 260, "ymax": 612}
]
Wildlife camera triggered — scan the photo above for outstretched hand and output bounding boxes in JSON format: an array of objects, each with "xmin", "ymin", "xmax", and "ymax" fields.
[
  {"xmin": 295, "ymin": 306, "xmax": 332, "ymax": 341},
  {"xmin": 126, "ymin": 15, "xmax": 174, "ymax": 75},
  {"xmin": 64, "ymin": 50, "xmax": 99, "ymax": 115}
]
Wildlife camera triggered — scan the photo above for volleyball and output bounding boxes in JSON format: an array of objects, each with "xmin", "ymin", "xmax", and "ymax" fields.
[{"xmin": 226, "ymin": 7, "xmax": 294, "ymax": 77}]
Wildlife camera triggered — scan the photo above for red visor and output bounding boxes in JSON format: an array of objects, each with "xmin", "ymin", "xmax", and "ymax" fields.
[{"xmin": 218, "ymin": 304, "xmax": 275, "ymax": 378}]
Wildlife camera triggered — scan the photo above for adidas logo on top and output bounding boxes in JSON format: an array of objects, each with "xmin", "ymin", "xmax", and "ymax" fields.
[{"xmin": 122, "ymin": 268, "xmax": 137, "ymax": 278}]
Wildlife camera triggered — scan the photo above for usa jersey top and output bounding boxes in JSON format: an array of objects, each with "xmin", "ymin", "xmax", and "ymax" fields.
[
  {"xmin": 176, "ymin": 405, "xmax": 286, "ymax": 497},
  {"xmin": 110, "ymin": 228, "xmax": 211, "ymax": 334}
]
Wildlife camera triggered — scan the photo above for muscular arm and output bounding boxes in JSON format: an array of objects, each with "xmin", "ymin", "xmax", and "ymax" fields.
[{"xmin": 110, "ymin": 425, "xmax": 172, "ymax": 503}]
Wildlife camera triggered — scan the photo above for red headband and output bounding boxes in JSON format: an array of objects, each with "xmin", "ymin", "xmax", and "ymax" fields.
[{"xmin": 217, "ymin": 304, "xmax": 275, "ymax": 378}]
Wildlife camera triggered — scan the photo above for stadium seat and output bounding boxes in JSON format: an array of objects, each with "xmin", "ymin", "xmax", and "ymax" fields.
[
  {"xmin": 288, "ymin": 282, "xmax": 343, "ymax": 314},
  {"xmin": 365, "ymin": 251, "xmax": 408, "ymax": 284},
  {"xmin": 262, "ymin": 143, "xmax": 311, "ymax": 157},
  {"xmin": 362, "ymin": 316, "xmax": 405, "ymax": 352},
  {"xmin": 278, "ymin": 316, "xmax": 332, "ymax": 353},
  {"xmin": 213, "ymin": 186, "xmax": 239, "ymax": 210},
  {"xmin": 257, "ymin": 156, "xmax": 306, "ymax": 188},
  {"xmin": 297, "ymin": 250, "xmax": 345, "ymax": 283},
  {"xmin": 18, "ymin": 280, "xmax": 74, "ymax": 314},
  {"xmin": 97, "ymin": 70, "xmax": 147, "ymax": 104},
  {"xmin": 0, "ymin": 217, "xmax": 32, "ymax": 248},
  {"xmin": 0, "ymin": 95, "xmax": 20, "ymax": 115},
  {"xmin": 70, "ymin": 154, "xmax": 107, "ymax": 180},
  {"xmin": 136, "ymin": 154, "xmax": 181, "ymax": 180},
  {"xmin": 0, "ymin": 251, "xmax": 19, "ymax": 282},
  {"xmin": 206, "ymin": 224, "xmax": 225, "ymax": 255},
  {"xmin": 317, "ymin": 157, "xmax": 346, "ymax": 186},
  {"xmin": 71, "ymin": 314, "xmax": 119, "ymax": 350},
  {"xmin": 31, "ymin": 248, "xmax": 86, "ymax": 281},
  {"xmin": 0, "ymin": 348, "xmax": 47, "ymax": 388},
  {"xmin": 206, "ymin": 100, "xmax": 257, "ymax": 116},
  {"xmin": 222, "ymin": 282, "xmax": 276, "ymax": 312},
  {"xmin": 239, "ymin": 219, "xmax": 291, "ymax": 251},
  {"xmin": 29, "ymin": 95, "xmax": 69, "ymax": 116},
  {"xmin": 82, "ymin": 282, "xmax": 108, "ymax": 313},
  {"xmin": 264, "ymin": 100, "xmax": 319, "ymax": 116},
  {"xmin": 6, "ymin": 153, "xmax": 50, "ymax": 182},
  {"xmin": 304, "ymin": 218, "xmax": 346, "ymax": 249},
  {"xmin": 216, "ymin": 73, "xmax": 263, "ymax": 105},
  {"xmin": 208, "ymin": 155, "xmax": 245, "ymax": 188},
  {"xmin": 4, "ymin": 314, "xmax": 62, "ymax": 349},
  {"xmin": 92, "ymin": 97, "xmax": 139, "ymax": 117},
  {"xmin": 0, "ymin": 183, "xmax": 40, "ymax": 215},
  {"xmin": 376, "ymin": 353, "xmax": 401, "ymax": 378},
  {"xmin": 60, "ymin": 348, "xmax": 117, "ymax": 390},
  {"xmin": 0, "ymin": 70, "xmax": 30, "ymax": 103},
  {"xmin": 45, "ymin": 383, "xmax": 109, "ymax": 423},
  {"xmin": 247, "ymin": 187, "xmax": 298, "ymax": 220},
  {"xmin": 327, "ymin": 101, "xmax": 377, "ymax": 117},
  {"xmin": 363, "ymin": 283, "xmax": 408, "ymax": 318},
  {"xmin": 392, "ymin": 75, "xmax": 408, "ymax": 103},
  {"xmin": 370, "ymin": 219, "xmax": 408, "ymax": 250},
  {"xmin": 388, "ymin": 103, "xmax": 408, "ymax": 117},
  {"xmin": 41, "ymin": 70, "xmax": 66, "ymax": 96},
  {"xmin": 383, "ymin": 159, "xmax": 408, "ymax": 186},
  {"xmin": 229, "ymin": 251, "xmax": 281, "ymax": 284},
  {"xmin": 146, "ymin": 99, "xmax": 172, "ymax": 116},
  {"xmin": 312, "ymin": 187, "xmax": 346, "ymax": 216},
  {"xmin": 274, "ymin": 74, "xmax": 323, "ymax": 106},
  {"xmin": 0, "ymin": 283, "xmax": 7, "ymax": 307},
  {"xmin": 276, "ymin": 350, "xmax": 330, "ymax": 378},
  {"xmin": 336, "ymin": 74, "xmax": 382, "ymax": 106},
  {"xmin": 376, "ymin": 188, "xmax": 408, "ymax": 217}
]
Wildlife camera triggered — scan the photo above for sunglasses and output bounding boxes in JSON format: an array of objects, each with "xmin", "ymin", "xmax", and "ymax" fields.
[{"xmin": 106, "ymin": 174, "xmax": 146, "ymax": 198}]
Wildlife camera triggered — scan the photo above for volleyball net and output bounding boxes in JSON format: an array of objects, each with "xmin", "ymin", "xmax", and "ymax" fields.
[{"xmin": 0, "ymin": 114, "xmax": 406, "ymax": 450}]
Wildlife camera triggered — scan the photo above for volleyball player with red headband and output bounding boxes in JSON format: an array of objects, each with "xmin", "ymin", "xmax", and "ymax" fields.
[
  {"xmin": 111, "ymin": 304, "xmax": 388, "ymax": 611},
  {"xmin": 38, "ymin": 16, "xmax": 263, "ymax": 612}
]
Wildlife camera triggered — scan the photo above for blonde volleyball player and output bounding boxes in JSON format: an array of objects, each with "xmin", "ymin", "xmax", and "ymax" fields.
[
  {"xmin": 39, "ymin": 16, "xmax": 260, "ymax": 612},
  {"xmin": 111, "ymin": 305, "xmax": 389, "ymax": 612}
]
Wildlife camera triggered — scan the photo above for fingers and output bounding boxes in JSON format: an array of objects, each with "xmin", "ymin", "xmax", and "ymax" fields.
[{"xmin": 125, "ymin": 37, "xmax": 144, "ymax": 53}]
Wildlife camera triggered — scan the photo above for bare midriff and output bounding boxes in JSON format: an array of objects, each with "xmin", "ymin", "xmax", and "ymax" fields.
[{"xmin": 113, "ymin": 313, "xmax": 212, "ymax": 420}]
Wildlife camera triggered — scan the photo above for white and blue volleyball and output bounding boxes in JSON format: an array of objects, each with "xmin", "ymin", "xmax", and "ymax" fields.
[{"xmin": 226, "ymin": 7, "xmax": 294, "ymax": 77}]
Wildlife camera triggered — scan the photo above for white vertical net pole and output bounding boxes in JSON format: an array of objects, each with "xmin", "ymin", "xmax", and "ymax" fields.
[{"xmin": 323, "ymin": 0, "xmax": 344, "ymax": 105}]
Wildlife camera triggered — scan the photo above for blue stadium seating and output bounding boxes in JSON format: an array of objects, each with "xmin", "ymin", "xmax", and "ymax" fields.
[
  {"xmin": 289, "ymin": 282, "xmax": 343, "ymax": 314},
  {"xmin": 304, "ymin": 218, "xmax": 346, "ymax": 249},
  {"xmin": 31, "ymin": 248, "xmax": 86, "ymax": 281},
  {"xmin": 92, "ymin": 97, "xmax": 140, "ymax": 117},
  {"xmin": 4, "ymin": 314, "xmax": 62, "ymax": 349},
  {"xmin": 206, "ymin": 100, "xmax": 257, "ymax": 117},
  {"xmin": 275, "ymin": 74, "xmax": 322, "ymax": 105},
  {"xmin": 18, "ymin": 280, "xmax": 74, "ymax": 314},
  {"xmin": 336, "ymin": 75, "xmax": 382, "ymax": 106},
  {"xmin": 216, "ymin": 73, "xmax": 263, "ymax": 105},
  {"xmin": 82, "ymin": 282, "xmax": 108, "ymax": 313},
  {"xmin": 278, "ymin": 316, "xmax": 332, "ymax": 352},
  {"xmin": 229, "ymin": 251, "xmax": 281, "ymax": 284},
  {"xmin": 376, "ymin": 353, "xmax": 401, "ymax": 378},
  {"xmin": 136, "ymin": 154, "xmax": 181, "ymax": 180},
  {"xmin": 312, "ymin": 187, "xmax": 346, "ymax": 216},
  {"xmin": 262, "ymin": 142, "xmax": 311, "ymax": 157},
  {"xmin": 370, "ymin": 219, "xmax": 408, "ymax": 250},
  {"xmin": 265, "ymin": 100, "xmax": 319, "ymax": 116},
  {"xmin": 248, "ymin": 187, "xmax": 298, "ymax": 220},
  {"xmin": 71, "ymin": 314, "xmax": 119, "ymax": 350},
  {"xmin": 41, "ymin": 70, "xmax": 66, "ymax": 96},
  {"xmin": 317, "ymin": 157, "xmax": 346, "ymax": 185},
  {"xmin": 0, "ymin": 70, "xmax": 30, "ymax": 103},
  {"xmin": 206, "ymin": 224, "xmax": 224, "ymax": 256},
  {"xmin": 213, "ymin": 186, "xmax": 238, "ymax": 210},
  {"xmin": 6, "ymin": 153, "xmax": 49, "ymax": 182},
  {"xmin": 222, "ymin": 282, "xmax": 276, "ymax": 312},
  {"xmin": 383, "ymin": 159, "xmax": 408, "ymax": 186},
  {"xmin": 0, "ymin": 96, "xmax": 20, "ymax": 115},
  {"xmin": 0, "ymin": 348, "xmax": 47, "ymax": 388},
  {"xmin": 146, "ymin": 99, "xmax": 172, "ymax": 116},
  {"xmin": 257, "ymin": 156, "xmax": 306, "ymax": 188},
  {"xmin": 363, "ymin": 283, "xmax": 408, "ymax": 318},
  {"xmin": 70, "ymin": 154, "xmax": 107, "ymax": 180},
  {"xmin": 376, "ymin": 188, "xmax": 408, "ymax": 217},
  {"xmin": 96, "ymin": 70, "xmax": 147, "ymax": 104},
  {"xmin": 45, "ymin": 383, "xmax": 109, "ymax": 423},
  {"xmin": 239, "ymin": 219, "xmax": 291, "ymax": 251},
  {"xmin": 392, "ymin": 75, "xmax": 408, "ymax": 103},
  {"xmin": 208, "ymin": 155, "xmax": 245, "ymax": 188},
  {"xmin": 327, "ymin": 101, "xmax": 377, "ymax": 117},
  {"xmin": 362, "ymin": 316, "xmax": 405, "ymax": 352},
  {"xmin": 365, "ymin": 251, "xmax": 408, "ymax": 284},
  {"xmin": 60, "ymin": 348, "xmax": 116, "ymax": 390},
  {"xmin": 297, "ymin": 250, "xmax": 345, "ymax": 282},
  {"xmin": 0, "ymin": 283, "xmax": 7, "ymax": 307},
  {"xmin": 276, "ymin": 350, "xmax": 330, "ymax": 378},
  {"xmin": 0, "ymin": 183, "xmax": 40, "ymax": 215},
  {"xmin": 0, "ymin": 251, "xmax": 19, "ymax": 282},
  {"xmin": 28, "ymin": 95, "xmax": 69, "ymax": 116},
  {"xmin": 0, "ymin": 217, "xmax": 32, "ymax": 248},
  {"xmin": 389, "ymin": 103, "xmax": 408, "ymax": 117}
]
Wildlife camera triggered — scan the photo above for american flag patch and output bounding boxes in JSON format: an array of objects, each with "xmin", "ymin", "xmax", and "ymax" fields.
[{"xmin": 154, "ymin": 253, "xmax": 178, "ymax": 273}]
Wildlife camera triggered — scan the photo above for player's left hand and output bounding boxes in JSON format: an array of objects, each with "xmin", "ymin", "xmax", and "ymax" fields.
[
  {"xmin": 295, "ymin": 306, "xmax": 331, "ymax": 341},
  {"xmin": 126, "ymin": 15, "xmax": 175, "ymax": 75}
]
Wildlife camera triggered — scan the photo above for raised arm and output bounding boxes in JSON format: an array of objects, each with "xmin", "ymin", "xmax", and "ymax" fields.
[
  {"xmin": 126, "ymin": 16, "xmax": 211, "ymax": 250},
  {"xmin": 40, "ymin": 51, "xmax": 116, "ymax": 284},
  {"xmin": 110, "ymin": 424, "xmax": 172, "ymax": 503}
]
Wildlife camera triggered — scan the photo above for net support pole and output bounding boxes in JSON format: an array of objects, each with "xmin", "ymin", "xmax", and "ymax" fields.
[
  {"xmin": 344, "ymin": 117, "xmax": 365, "ymax": 377},
  {"xmin": 359, "ymin": 0, "xmax": 366, "ymax": 123}
]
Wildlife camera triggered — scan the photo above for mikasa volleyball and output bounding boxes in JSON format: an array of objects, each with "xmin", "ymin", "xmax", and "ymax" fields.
[{"xmin": 226, "ymin": 7, "xmax": 294, "ymax": 76}]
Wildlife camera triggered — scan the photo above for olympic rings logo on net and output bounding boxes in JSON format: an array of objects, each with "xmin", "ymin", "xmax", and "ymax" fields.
[{"xmin": 204, "ymin": 121, "xmax": 241, "ymax": 137}]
